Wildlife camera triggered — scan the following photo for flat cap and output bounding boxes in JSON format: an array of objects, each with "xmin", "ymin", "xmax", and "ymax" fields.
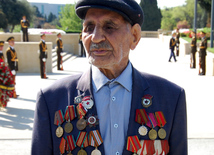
[
  {"xmin": 40, "ymin": 33, "xmax": 46, "ymax": 37},
  {"xmin": 0, "ymin": 41, "xmax": 4, "ymax": 46},
  {"xmin": 75, "ymin": 0, "xmax": 144, "ymax": 26},
  {"xmin": 7, "ymin": 37, "xmax": 14, "ymax": 42}
]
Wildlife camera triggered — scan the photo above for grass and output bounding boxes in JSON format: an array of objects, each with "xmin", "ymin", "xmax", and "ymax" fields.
[{"xmin": 182, "ymin": 37, "xmax": 214, "ymax": 54}]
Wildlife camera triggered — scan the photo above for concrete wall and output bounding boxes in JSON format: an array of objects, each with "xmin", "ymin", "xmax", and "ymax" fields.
[
  {"xmin": 0, "ymin": 33, "xmax": 80, "ymax": 55},
  {"xmin": 141, "ymin": 31, "xmax": 159, "ymax": 38},
  {"xmin": 2, "ymin": 42, "xmax": 53, "ymax": 73}
]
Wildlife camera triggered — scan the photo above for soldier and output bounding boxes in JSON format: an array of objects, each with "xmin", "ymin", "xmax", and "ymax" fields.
[
  {"xmin": 6, "ymin": 37, "xmax": 18, "ymax": 98},
  {"xmin": 190, "ymin": 31, "xmax": 197, "ymax": 68},
  {"xmin": 20, "ymin": 15, "xmax": 30, "ymax": 42},
  {"xmin": 39, "ymin": 34, "xmax": 48, "ymax": 79},
  {"xmin": 56, "ymin": 33, "xmax": 63, "ymax": 70},
  {"xmin": 198, "ymin": 31, "xmax": 207, "ymax": 75},
  {"xmin": 175, "ymin": 28, "xmax": 180, "ymax": 56},
  {"xmin": 169, "ymin": 32, "xmax": 177, "ymax": 62},
  {"xmin": 0, "ymin": 41, "xmax": 5, "ymax": 61}
]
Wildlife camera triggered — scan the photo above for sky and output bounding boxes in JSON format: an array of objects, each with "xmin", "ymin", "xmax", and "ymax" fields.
[{"xmin": 27, "ymin": 0, "xmax": 187, "ymax": 9}]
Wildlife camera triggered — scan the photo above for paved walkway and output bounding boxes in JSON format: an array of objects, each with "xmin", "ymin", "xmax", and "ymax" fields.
[{"xmin": 0, "ymin": 37, "xmax": 214, "ymax": 154}]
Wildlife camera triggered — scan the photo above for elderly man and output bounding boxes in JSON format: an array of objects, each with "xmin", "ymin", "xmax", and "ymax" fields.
[{"xmin": 31, "ymin": 0, "xmax": 187, "ymax": 155}]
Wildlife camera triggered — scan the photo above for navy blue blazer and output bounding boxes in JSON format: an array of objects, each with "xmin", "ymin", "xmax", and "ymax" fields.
[{"xmin": 31, "ymin": 66, "xmax": 187, "ymax": 155}]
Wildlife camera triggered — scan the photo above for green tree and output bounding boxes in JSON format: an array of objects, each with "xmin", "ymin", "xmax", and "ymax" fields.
[
  {"xmin": 140, "ymin": 0, "xmax": 162, "ymax": 31},
  {"xmin": 0, "ymin": 11, "xmax": 8, "ymax": 29},
  {"xmin": 0, "ymin": 0, "xmax": 34, "ymax": 32},
  {"xmin": 48, "ymin": 12, "xmax": 57, "ymax": 23},
  {"xmin": 58, "ymin": 4, "xmax": 82, "ymax": 31},
  {"xmin": 161, "ymin": 8, "xmax": 177, "ymax": 30},
  {"xmin": 198, "ymin": 0, "xmax": 211, "ymax": 16}
]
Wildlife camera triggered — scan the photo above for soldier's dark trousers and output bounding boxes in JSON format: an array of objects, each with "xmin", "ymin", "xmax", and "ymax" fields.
[
  {"xmin": 22, "ymin": 29, "xmax": 29, "ymax": 42},
  {"xmin": 57, "ymin": 52, "xmax": 61, "ymax": 70},
  {"xmin": 40, "ymin": 59, "xmax": 45, "ymax": 78},
  {"xmin": 199, "ymin": 56, "xmax": 206, "ymax": 75},
  {"xmin": 190, "ymin": 52, "xmax": 196, "ymax": 68},
  {"xmin": 169, "ymin": 48, "xmax": 177, "ymax": 62},
  {"xmin": 176, "ymin": 45, "xmax": 179, "ymax": 56}
]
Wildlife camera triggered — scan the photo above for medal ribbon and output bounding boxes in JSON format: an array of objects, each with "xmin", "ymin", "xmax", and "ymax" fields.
[
  {"xmin": 161, "ymin": 140, "xmax": 169, "ymax": 155},
  {"xmin": 126, "ymin": 136, "xmax": 141, "ymax": 153},
  {"xmin": 155, "ymin": 111, "xmax": 167, "ymax": 127},
  {"xmin": 89, "ymin": 130, "xmax": 103, "ymax": 147},
  {"xmin": 76, "ymin": 132, "xmax": 89, "ymax": 148},
  {"xmin": 54, "ymin": 110, "xmax": 64, "ymax": 126},
  {"xmin": 77, "ymin": 103, "xmax": 87, "ymax": 119},
  {"xmin": 66, "ymin": 135, "xmax": 76, "ymax": 152},
  {"xmin": 146, "ymin": 113, "xmax": 157, "ymax": 128},
  {"xmin": 145, "ymin": 140, "xmax": 155, "ymax": 155},
  {"xmin": 59, "ymin": 137, "xmax": 66, "ymax": 154},
  {"xmin": 64, "ymin": 105, "xmax": 76, "ymax": 121},
  {"xmin": 135, "ymin": 109, "xmax": 149, "ymax": 125}
]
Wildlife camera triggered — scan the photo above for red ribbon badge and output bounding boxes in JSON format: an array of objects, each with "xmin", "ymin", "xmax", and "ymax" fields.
[
  {"xmin": 135, "ymin": 109, "xmax": 149, "ymax": 125},
  {"xmin": 155, "ymin": 111, "xmax": 167, "ymax": 127},
  {"xmin": 64, "ymin": 105, "xmax": 77, "ymax": 122},
  {"xmin": 89, "ymin": 130, "xmax": 103, "ymax": 147},
  {"xmin": 146, "ymin": 113, "xmax": 158, "ymax": 128},
  {"xmin": 76, "ymin": 131, "xmax": 89, "ymax": 148},
  {"xmin": 76, "ymin": 103, "xmax": 87, "ymax": 119},
  {"xmin": 66, "ymin": 135, "xmax": 76, "ymax": 152},
  {"xmin": 59, "ymin": 137, "xmax": 66, "ymax": 154}
]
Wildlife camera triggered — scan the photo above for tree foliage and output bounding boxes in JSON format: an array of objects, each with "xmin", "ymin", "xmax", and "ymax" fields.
[
  {"xmin": 161, "ymin": 0, "xmax": 206, "ymax": 30},
  {"xmin": 58, "ymin": 4, "xmax": 82, "ymax": 31},
  {"xmin": 0, "ymin": 11, "xmax": 8, "ymax": 29},
  {"xmin": 0, "ymin": 0, "xmax": 34, "ymax": 32},
  {"xmin": 198, "ymin": 0, "xmax": 211, "ymax": 16},
  {"xmin": 139, "ymin": 0, "xmax": 162, "ymax": 31}
]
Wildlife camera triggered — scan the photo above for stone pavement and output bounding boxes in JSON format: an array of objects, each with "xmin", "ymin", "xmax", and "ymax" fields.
[{"xmin": 0, "ymin": 37, "xmax": 214, "ymax": 154}]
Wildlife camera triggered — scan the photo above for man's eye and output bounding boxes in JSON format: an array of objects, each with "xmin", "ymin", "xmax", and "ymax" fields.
[{"xmin": 85, "ymin": 25, "xmax": 94, "ymax": 32}]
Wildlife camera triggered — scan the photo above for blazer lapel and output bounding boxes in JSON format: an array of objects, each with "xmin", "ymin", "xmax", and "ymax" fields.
[
  {"xmin": 122, "ymin": 67, "xmax": 150, "ymax": 154},
  {"xmin": 76, "ymin": 67, "xmax": 105, "ymax": 154}
]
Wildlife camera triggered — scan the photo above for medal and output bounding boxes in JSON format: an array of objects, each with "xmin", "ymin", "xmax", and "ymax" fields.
[
  {"xmin": 65, "ymin": 135, "xmax": 76, "ymax": 154},
  {"xmin": 126, "ymin": 136, "xmax": 141, "ymax": 154},
  {"xmin": 82, "ymin": 96, "xmax": 94, "ymax": 109},
  {"xmin": 148, "ymin": 128, "xmax": 157, "ymax": 140},
  {"xmin": 76, "ymin": 118, "xmax": 87, "ymax": 130},
  {"xmin": 75, "ymin": 96, "xmax": 82, "ymax": 104},
  {"xmin": 76, "ymin": 103, "xmax": 87, "ymax": 119},
  {"xmin": 77, "ymin": 148, "xmax": 87, "ymax": 155},
  {"xmin": 91, "ymin": 147, "xmax": 102, "ymax": 155},
  {"xmin": 87, "ymin": 114, "xmax": 99, "ymax": 127},
  {"xmin": 64, "ymin": 105, "xmax": 76, "ymax": 133},
  {"xmin": 59, "ymin": 137, "xmax": 66, "ymax": 155},
  {"xmin": 135, "ymin": 109, "xmax": 149, "ymax": 136},
  {"xmin": 54, "ymin": 110, "xmax": 65, "ymax": 138},
  {"xmin": 147, "ymin": 113, "xmax": 158, "ymax": 140},
  {"xmin": 67, "ymin": 152, "xmax": 72, "ymax": 155},
  {"xmin": 158, "ymin": 128, "xmax": 166, "ymax": 139},
  {"xmin": 155, "ymin": 111, "xmax": 167, "ymax": 139},
  {"xmin": 89, "ymin": 130, "xmax": 103, "ymax": 154},
  {"xmin": 64, "ymin": 122, "xmax": 73, "ymax": 133},
  {"xmin": 56, "ymin": 126, "xmax": 64, "ymax": 138},
  {"xmin": 76, "ymin": 132, "xmax": 89, "ymax": 154},
  {"xmin": 141, "ymin": 94, "xmax": 153, "ymax": 108},
  {"xmin": 138, "ymin": 125, "xmax": 148, "ymax": 136}
]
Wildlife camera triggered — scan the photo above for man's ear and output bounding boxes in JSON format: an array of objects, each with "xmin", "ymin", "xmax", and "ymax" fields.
[{"xmin": 130, "ymin": 24, "xmax": 141, "ymax": 50}]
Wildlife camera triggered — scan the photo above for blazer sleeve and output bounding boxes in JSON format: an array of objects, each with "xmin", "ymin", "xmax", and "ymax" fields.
[
  {"xmin": 168, "ymin": 88, "xmax": 187, "ymax": 155},
  {"xmin": 31, "ymin": 90, "xmax": 53, "ymax": 155},
  {"xmin": 6, "ymin": 50, "xmax": 14, "ymax": 70}
]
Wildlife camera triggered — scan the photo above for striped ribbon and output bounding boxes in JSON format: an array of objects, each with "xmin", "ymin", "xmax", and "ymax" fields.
[
  {"xmin": 66, "ymin": 135, "xmax": 76, "ymax": 152},
  {"xmin": 89, "ymin": 130, "xmax": 103, "ymax": 147},
  {"xmin": 138, "ymin": 140, "xmax": 155, "ymax": 155},
  {"xmin": 155, "ymin": 111, "xmax": 167, "ymax": 127},
  {"xmin": 77, "ymin": 103, "xmax": 87, "ymax": 119},
  {"xmin": 135, "ymin": 109, "xmax": 149, "ymax": 125},
  {"xmin": 146, "ymin": 113, "xmax": 157, "ymax": 128},
  {"xmin": 161, "ymin": 140, "xmax": 169, "ymax": 155},
  {"xmin": 126, "ymin": 136, "xmax": 141, "ymax": 153},
  {"xmin": 76, "ymin": 132, "xmax": 89, "ymax": 148},
  {"xmin": 59, "ymin": 137, "xmax": 66, "ymax": 154},
  {"xmin": 54, "ymin": 110, "xmax": 64, "ymax": 126},
  {"xmin": 64, "ymin": 105, "xmax": 76, "ymax": 121}
]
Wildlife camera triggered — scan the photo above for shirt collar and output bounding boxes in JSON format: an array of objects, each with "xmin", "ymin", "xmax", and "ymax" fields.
[
  {"xmin": 92, "ymin": 61, "xmax": 132, "ymax": 93},
  {"xmin": 0, "ymin": 51, "xmax": 2, "ymax": 53},
  {"xmin": 41, "ymin": 39, "xmax": 45, "ymax": 43},
  {"xmin": 10, "ymin": 46, "xmax": 14, "ymax": 50}
]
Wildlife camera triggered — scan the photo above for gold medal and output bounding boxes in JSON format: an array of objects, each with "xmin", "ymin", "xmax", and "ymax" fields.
[
  {"xmin": 148, "ymin": 129, "xmax": 157, "ymax": 140},
  {"xmin": 91, "ymin": 148, "xmax": 101, "ymax": 155},
  {"xmin": 56, "ymin": 126, "xmax": 63, "ymax": 138},
  {"xmin": 64, "ymin": 122, "xmax": 73, "ymax": 133},
  {"xmin": 67, "ymin": 152, "xmax": 73, "ymax": 155},
  {"xmin": 158, "ymin": 128, "xmax": 166, "ymax": 139},
  {"xmin": 77, "ymin": 148, "xmax": 87, "ymax": 155},
  {"xmin": 138, "ymin": 125, "xmax": 148, "ymax": 136},
  {"xmin": 76, "ymin": 118, "xmax": 87, "ymax": 130}
]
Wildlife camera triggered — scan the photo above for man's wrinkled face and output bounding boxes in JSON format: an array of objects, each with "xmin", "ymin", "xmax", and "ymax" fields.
[{"xmin": 82, "ymin": 8, "xmax": 133, "ymax": 69}]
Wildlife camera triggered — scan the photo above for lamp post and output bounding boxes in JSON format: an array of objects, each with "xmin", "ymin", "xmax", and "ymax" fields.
[
  {"xmin": 211, "ymin": 0, "xmax": 214, "ymax": 48},
  {"xmin": 194, "ymin": 0, "xmax": 197, "ymax": 33}
]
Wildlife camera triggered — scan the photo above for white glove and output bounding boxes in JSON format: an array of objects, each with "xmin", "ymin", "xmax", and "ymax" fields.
[
  {"xmin": 11, "ymin": 70, "xmax": 16, "ymax": 75},
  {"xmin": 60, "ymin": 53, "xmax": 63, "ymax": 56},
  {"xmin": 42, "ymin": 58, "xmax": 46, "ymax": 62}
]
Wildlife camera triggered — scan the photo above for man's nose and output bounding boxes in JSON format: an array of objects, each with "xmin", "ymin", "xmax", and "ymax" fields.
[{"xmin": 91, "ymin": 26, "xmax": 105, "ymax": 43}]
